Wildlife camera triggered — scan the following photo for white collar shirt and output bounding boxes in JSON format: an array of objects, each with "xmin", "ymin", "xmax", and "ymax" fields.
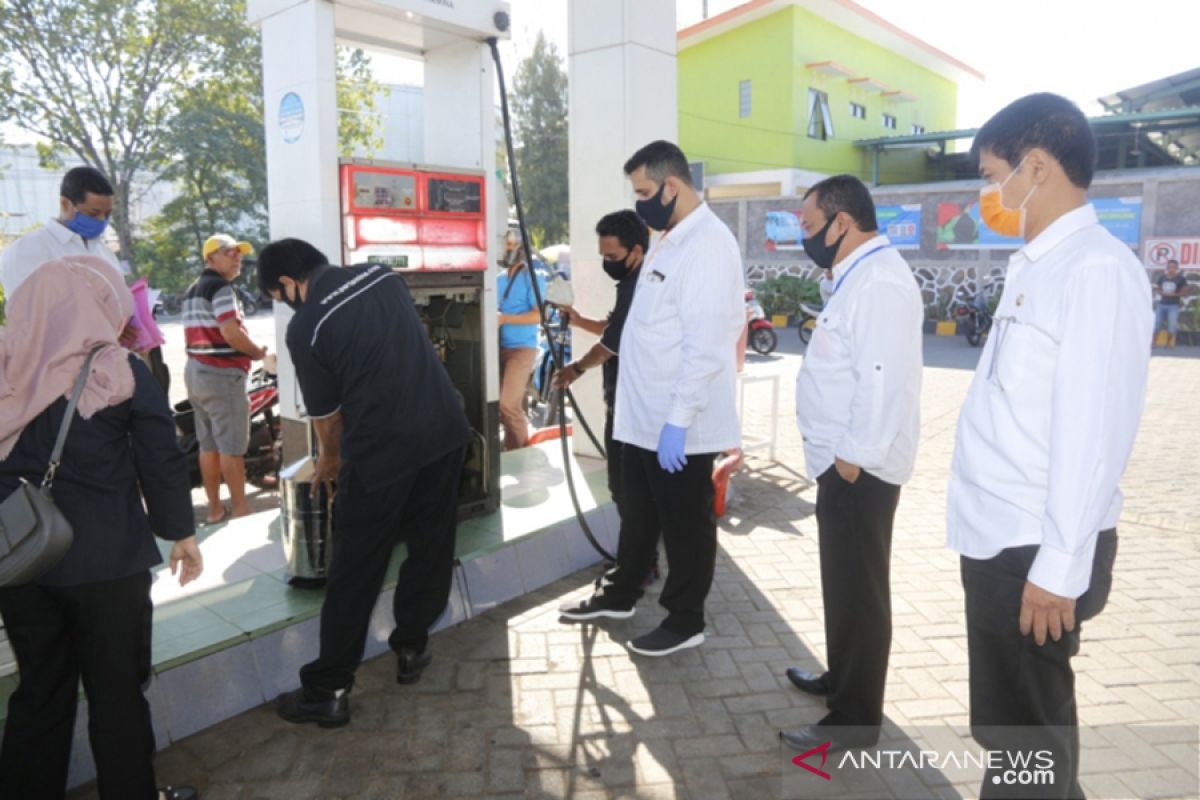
[
  {"xmin": 0, "ymin": 218, "xmax": 122, "ymax": 297},
  {"xmin": 614, "ymin": 202, "xmax": 745, "ymax": 453},
  {"xmin": 795, "ymin": 235, "xmax": 924, "ymax": 485},
  {"xmin": 946, "ymin": 204, "xmax": 1153, "ymax": 598}
]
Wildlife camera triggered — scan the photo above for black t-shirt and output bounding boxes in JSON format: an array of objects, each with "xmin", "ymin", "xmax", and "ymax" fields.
[
  {"xmin": 599, "ymin": 270, "xmax": 639, "ymax": 409},
  {"xmin": 1156, "ymin": 271, "xmax": 1188, "ymax": 306},
  {"xmin": 286, "ymin": 265, "xmax": 471, "ymax": 492}
]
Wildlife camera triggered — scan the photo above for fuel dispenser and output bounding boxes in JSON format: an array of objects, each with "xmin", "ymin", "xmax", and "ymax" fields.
[{"xmin": 339, "ymin": 159, "xmax": 499, "ymax": 517}]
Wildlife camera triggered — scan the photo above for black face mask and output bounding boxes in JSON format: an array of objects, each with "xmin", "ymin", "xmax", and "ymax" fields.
[
  {"xmin": 802, "ymin": 215, "xmax": 847, "ymax": 271},
  {"xmin": 602, "ymin": 252, "xmax": 634, "ymax": 281},
  {"xmin": 635, "ymin": 183, "xmax": 677, "ymax": 232},
  {"xmin": 280, "ymin": 284, "xmax": 304, "ymax": 312}
]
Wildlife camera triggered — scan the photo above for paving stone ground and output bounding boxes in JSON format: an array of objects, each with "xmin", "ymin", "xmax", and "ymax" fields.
[{"xmin": 70, "ymin": 336, "xmax": 1200, "ymax": 800}]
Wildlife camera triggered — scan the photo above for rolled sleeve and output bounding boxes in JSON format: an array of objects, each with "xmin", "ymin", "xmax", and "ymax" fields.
[{"xmin": 835, "ymin": 283, "xmax": 922, "ymax": 470}]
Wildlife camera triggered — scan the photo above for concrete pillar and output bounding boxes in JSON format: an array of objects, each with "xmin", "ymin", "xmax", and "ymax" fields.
[
  {"xmin": 567, "ymin": 0, "xmax": 677, "ymax": 457},
  {"xmin": 249, "ymin": 0, "xmax": 341, "ymax": 425}
]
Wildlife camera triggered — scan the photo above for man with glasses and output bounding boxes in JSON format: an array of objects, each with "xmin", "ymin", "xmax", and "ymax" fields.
[
  {"xmin": 182, "ymin": 233, "xmax": 270, "ymax": 523},
  {"xmin": 948, "ymin": 93, "xmax": 1152, "ymax": 798}
]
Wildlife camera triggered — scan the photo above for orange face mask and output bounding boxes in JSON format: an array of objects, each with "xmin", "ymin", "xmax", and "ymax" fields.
[{"xmin": 979, "ymin": 158, "xmax": 1037, "ymax": 239}]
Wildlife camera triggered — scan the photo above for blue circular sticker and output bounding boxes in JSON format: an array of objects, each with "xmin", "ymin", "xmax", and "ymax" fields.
[{"xmin": 279, "ymin": 92, "xmax": 305, "ymax": 144}]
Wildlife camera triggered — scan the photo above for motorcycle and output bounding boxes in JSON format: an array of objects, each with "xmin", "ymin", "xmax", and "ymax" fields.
[
  {"xmin": 795, "ymin": 302, "xmax": 822, "ymax": 345},
  {"xmin": 173, "ymin": 367, "xmax": 281, "ymax": 489},
  {"xmin": 746, "ymin": 290, "xmax": 777, "ymax": 355},
  {"xmin": 947, "ymin": 287, "xmax": 994, "ymax": 347}
]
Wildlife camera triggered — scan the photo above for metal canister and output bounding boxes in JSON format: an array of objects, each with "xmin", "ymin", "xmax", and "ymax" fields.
[{"xmin": 279, "ymin": 458, "xmax": 335, "ymax": 585}]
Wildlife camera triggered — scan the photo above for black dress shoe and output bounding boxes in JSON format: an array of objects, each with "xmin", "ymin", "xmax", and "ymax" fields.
[
  {"xmin": 276, "ymin": 686, "xmax": 350, "ymax": 728},
  {"xmin": 785, "ymin": 667, "xmax": 830, "ymax": 695},
  {"xmin": 396, "ymin": 648, "xmax": 432, "ymax": 684},
  {"xmin": 779, "ymin": 724, "xmax": 877, "ymax": 752},
  {"xmin": 159, "ymin": 787, "xmax": 199, "ymax": 800}
]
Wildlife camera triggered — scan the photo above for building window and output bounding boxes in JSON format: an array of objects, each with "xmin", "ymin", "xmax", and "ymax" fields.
[
  {"xmin": 911, "ymin": 124, "xmax": 925, "ymax": 135},
  {"xmin": 882, "ymin": 113, "xmax": 897, "ymax": 130},
  {"xmin": 808, "ymin": 89, "xmax": 834, "ymax": 141},
  {"xmin": 849, "ymin": 102, "xmax": 866, "ymax": 119},
  {"xmin": 739, "ymin": 80, "xmax": 752, "ymax": 118}
]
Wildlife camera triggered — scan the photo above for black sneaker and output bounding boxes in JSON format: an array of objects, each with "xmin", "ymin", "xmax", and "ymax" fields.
[
  {"xmin": 276, "ymin": 686, "xmax": 350, "ymax": 728},
  {"xmin": 627, "ymin": 626, "xmax": 705, "ymax": 657},
  {"xmin": 396, "ymin": 648, "xmax": 432, "ymax": 684},
  {"xmin": 559, "ymin": 594, "xmax": 635, "ymax": 621},
  {"xmin": 159, "ymin": 787, "xmax": 199, "ymax": 800}
]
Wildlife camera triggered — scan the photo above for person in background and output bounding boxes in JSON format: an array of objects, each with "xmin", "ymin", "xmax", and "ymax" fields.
[
  {"xmin": 555, "ymin": 210, "xmax": 661, "ymax": 619},
  {"xmin": 0, "ymin": 255, "xmax": 203, "ymax": 800},
  {"xmin": 1153, "ymin": 258, "xmax": 1188, "ymax": 348},
  {"xmin": 181, "ymin": 234, "xmax": 269, "ymax": 523},
  {"xmin": 497, "ymin": 229, "xmax": 546, "ymax": 450},
  {"xmin": 781, "ymin": 175, "xmax": 924, "ymax": 753},
  {"xmin": 948, "ymin": 93, "xmax": 1152, "ymax": 798}
]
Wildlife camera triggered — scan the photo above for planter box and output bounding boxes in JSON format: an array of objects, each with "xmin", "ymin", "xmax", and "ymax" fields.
[{"xmin": 935, "ymin": 321, "xmax": 958, "ymax": 337}]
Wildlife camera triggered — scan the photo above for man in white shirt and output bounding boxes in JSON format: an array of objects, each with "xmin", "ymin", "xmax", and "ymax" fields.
[
  {"xmin": 1, "ymin": 166, "xmax": 123, "ymax": 297},
  {"xmin": 948, "ymin": 93, "xmax": 1152, "ymax": 799},
  {"xmin": 782, "ymin": 175, "xmax": 924, "ymax": 752},
  {"xmin": 570, "ymin": 141, "xmax": 744, "ymax": 657}
]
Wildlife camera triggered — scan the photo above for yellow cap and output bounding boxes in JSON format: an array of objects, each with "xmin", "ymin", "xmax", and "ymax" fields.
[{"xmin": 202, "ymin": 234, "xmax": 253, "ymax": 261}]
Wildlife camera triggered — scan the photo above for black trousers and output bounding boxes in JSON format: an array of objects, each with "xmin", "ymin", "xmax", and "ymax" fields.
[
  {"xmin": 815, "ymin": 467, "xmax": 901, "ymax": 731},
  {"xmin": 0, "ymin": 572, "xmax": 157, "ymax": 800},
  {"xmin": 603, "ymin": 409, "xmax": 624, "ymax": 511},
  {"xmin": 300, "ymin": 446, "xmax": 465, "ymax": 692},
  {"xmin": 962, "ymin": 529, "xmax": 1118, "ymax": 800},
  {"xmin": 600, "ymin": 444, "xmax": 716, "ymax": 635}
]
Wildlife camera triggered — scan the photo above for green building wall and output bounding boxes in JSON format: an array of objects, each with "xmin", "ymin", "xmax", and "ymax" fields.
[{"xmin": 678, "ymin": 6, "xmax": 959, "ymax": 186}]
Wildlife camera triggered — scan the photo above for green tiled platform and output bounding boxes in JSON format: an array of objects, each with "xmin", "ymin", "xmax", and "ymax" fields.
[{"xmin": 0, "ymin": 441, "xmax": 618, "ymax": 790}]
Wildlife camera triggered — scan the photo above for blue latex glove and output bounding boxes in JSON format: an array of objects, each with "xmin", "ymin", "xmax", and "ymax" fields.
[{"xmin": 656, "ymin": 423, "xmax": 689, "ymax": 473}]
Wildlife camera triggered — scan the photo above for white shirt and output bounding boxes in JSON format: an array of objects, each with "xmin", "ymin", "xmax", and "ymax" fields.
[
  {"xmin": 946, "ymin": 204, "xmax": 1152, "ymax": 598},
  {"xmin": 614, "ymin": 202, "xmax": 745, "ymax": 453},
  {"xmin": 0, "ymin": 218, "xmax": 122, "ymax": 297},
  {"xmin": 795, "ymin": 235, "xmax": 924, "ymax": 485}
]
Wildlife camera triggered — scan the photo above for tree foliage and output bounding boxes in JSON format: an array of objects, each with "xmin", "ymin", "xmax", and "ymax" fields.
[
  {"xmin": 0, "ymin": 0, "xmax": 385, "ymax": 288},
  {"xmin": 0, "ymin": 0, "xmax": 245, "ymax": 268},
  {"xmin": 511, "ymin": 32, "xmax": 568, "ymax": 247}
]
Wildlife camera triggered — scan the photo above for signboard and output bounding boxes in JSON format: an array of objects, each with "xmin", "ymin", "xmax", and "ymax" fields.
[
  {"xmin": 1145, "ymin": 237, "xmax": 1200, "ymax": 269},
  {"xmin": 764, "ymin": 204, "xmax": 921, "ymax": 251},
  {"xmin": 278, "ymin": 92, "xmax": 304, "ymax": 144},
  {"xmin": 937, "ymin": 197, "xmax": 1142, "ymax": 250},
  {"xmin": 875, "ymin": 204, "xmax": 921, "ymax": 248}
]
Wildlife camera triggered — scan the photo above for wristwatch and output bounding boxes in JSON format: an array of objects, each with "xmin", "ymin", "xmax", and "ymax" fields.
[{"xmin": 571, "ymin": 362, "xmax": 587, "ymax": 377}]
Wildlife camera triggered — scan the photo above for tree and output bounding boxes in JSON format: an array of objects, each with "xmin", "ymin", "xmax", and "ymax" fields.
[
  {"xmin": 137, "ymin": 40, "xmax": 386, "ymax": 295},
  {"xmin": 0, "ymin": 0, "xmax": 248, "ymax": 270},
  {"xmin": 511, "ymin": 32, "xmax": 568, "ymax": 247}
]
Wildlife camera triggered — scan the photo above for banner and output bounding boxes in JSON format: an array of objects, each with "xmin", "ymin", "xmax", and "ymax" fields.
[
  {"xmin": 1145, "ymin": 237, "xmax": 1200, "ymax": 269},
  {"xmin": 764, "ymin": 204, "xmax": 921, "ymax": 251},
  {"xmin": 937, "ymin": 197, "xmax": 1142, "ymax": 250}
]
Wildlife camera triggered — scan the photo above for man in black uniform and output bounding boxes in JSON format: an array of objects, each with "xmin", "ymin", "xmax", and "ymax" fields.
[
  {"xmin": 551, "ymin": 210, "xmax": 660, "ymax": 618},
  {"xmin": 256, "ymin": 238, "xmax": 471, "ymax": 728}
]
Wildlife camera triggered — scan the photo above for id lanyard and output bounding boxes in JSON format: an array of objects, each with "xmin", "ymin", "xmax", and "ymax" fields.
[{"xmin": 832, "ymin": 245, "xmax": 890, "ymax": 296}]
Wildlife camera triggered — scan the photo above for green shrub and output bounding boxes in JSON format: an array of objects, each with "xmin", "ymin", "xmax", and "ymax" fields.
[{"xmin": 754, "ymin": 275, "xmax": 822, "ymax": 318}]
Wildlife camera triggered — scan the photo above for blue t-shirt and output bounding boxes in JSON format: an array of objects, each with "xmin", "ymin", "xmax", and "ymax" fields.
[{"xmin": 497, "ymin": 267, "xmax": 545, "ymax": 349}]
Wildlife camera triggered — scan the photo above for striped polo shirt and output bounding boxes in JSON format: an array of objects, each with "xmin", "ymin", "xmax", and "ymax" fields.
[{"xmin": 183, "ymin": 269, "xmax": 250, "ymax": 372}]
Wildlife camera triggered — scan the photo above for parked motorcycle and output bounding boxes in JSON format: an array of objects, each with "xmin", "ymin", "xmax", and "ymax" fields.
[
  {"xmin": 173, "ymin": 367, "xmax": 281, "ymax": 489},
  {"xmin": 947, "ymin": 287, "xmax": 993, "ymax": 347},
  {"xmin": 795, "ymin": 302, "xmax": 822, "ymax": 345},
  {"xmin": 746, "ymin": 290, "xmax": 777, "ymax": 355}
]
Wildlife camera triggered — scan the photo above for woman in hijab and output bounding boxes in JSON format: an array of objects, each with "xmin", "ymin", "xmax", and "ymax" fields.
[{"xmin": 0, "ymin": 256, "xmax": 203, "ymax": 800}]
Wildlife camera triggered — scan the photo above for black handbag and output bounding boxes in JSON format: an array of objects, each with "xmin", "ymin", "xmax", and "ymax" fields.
[{"xmin": 0, "ymin": 347, "xmax": 102, "ymax": 587}]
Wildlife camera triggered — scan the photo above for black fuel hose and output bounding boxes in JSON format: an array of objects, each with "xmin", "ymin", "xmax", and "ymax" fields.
[{"xmin": 488, "ymin": 37, "xmax": 614, "ymax": 563}]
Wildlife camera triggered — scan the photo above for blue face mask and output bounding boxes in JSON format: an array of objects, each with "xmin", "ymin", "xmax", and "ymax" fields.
[{"xmin": 64, "ymin": 210, "xmax": 108, "ymax": 240}]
